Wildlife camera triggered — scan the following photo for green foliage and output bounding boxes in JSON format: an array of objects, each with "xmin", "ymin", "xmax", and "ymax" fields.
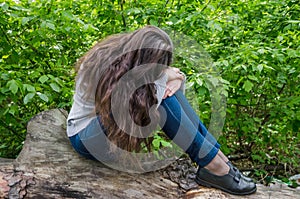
[
  {"xmin": 151, "ymin": 131, "xmax": 174, "ymax": 159},
  {"xmin": 0, "ymin": 0, "xmax": 94, "ymax": 157},
  {"xmin": 1, "ymin": 0, "xmax": 299, "ymax": 180}
]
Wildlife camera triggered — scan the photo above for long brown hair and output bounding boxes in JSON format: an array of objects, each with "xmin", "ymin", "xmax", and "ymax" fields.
[{"xmin": 75, "ymin": 26, "xmax": 173, "ymax": 152}]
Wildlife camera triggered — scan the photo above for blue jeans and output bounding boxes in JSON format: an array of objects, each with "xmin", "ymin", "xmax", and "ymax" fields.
[
  {"xmin": 69, "ymin": 90, "xmax": 220, "ymax": 167},
  {"xmin": 158, "ymin": 91, "xmax": 220, "ymax": 167}
]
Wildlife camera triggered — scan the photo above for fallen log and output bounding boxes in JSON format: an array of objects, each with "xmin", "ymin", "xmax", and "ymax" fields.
[
  {"xmin": 0, "ymin": 109, "xmax": 299, "ymax": 198},
  {"xmin": 4, "ymin": 109, "xmax": 181, "ymax": 198}
]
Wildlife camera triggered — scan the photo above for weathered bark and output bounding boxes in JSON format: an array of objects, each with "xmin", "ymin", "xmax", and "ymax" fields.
[
  {"xmin": 5, "ymin": 109, "xmax": 181, "ymax": 198},
  {"xmin": 0, "ymin": 109, "xmax": 299, "ymax": 198}
]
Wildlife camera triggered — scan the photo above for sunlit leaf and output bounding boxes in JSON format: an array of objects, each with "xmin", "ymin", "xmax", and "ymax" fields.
[
  {"xmin": 243, "ymin": 80, "xmax": 253, "ymax": 92},
  {"xmin": 37, "ymin": 92, "xmax": 48, "ymax": 102},
  {"xmin": 24, "ymin": 84, "xmax": 35, "ymax": 92},
  {"xmin": 23, "ymin": 93, "xmax": 35, "ymax": 104},
  {"xmin": 7, "ymin": 80, "xmax": 18, "ymax": 94},
  {"xmin": 39, "ymin": 75, "xmax": 49, "ymax": 84},
  {"xmin": 50, "ymin": 83, "xmax": 61, "ymax": 92}
]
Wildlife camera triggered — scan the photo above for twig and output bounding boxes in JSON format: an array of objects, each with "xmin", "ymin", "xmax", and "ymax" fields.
[
  {"xmin": 0, "ymin": 26, "xmax": 12, "ymax": 46},
  {"xmin": 199, "ymin": 0, "xmax": 212, "ymax": 14},
  {"xmin": 158, "ymin": 0, "xmax": 170, "ymax": 27},
  {"xmin": 119, "ymin": 0, "xmax": 127, "ymax": 29},
  {"xmin": 228, "ymin": 153, "xmax": 250, "ymax": 161}
]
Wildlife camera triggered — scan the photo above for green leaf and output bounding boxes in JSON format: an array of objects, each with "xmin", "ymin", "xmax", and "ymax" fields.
[
  {"xmin": 243, "ymin": 80, "xmax": 254, "ymax": 92},
  {"xmin": 208, "ymin": 77, "xmax": 219, "ymax": 87},
  {"xmin": 149, "ymin": 19, "xmax": 158, "ymax": 26},
  {"xmin": 160, "ymin": 140, "xmax": 172, "ymax": 148},
  {"xmin": 0, "ymin": 2, "xmax": 9, "ymax": 11},
  {"xmin": 257, "ymin": 49, "xmax": 265, "ymax": 54},
  {"xmin": 50, "ymin": 83, "xmax": 61, "ymax": 92},
  {"xmin": 37, "ymin": 93, "xmax": 49, "ymax": 102},
  {"xmin": 21, "ymin": 17, "xmax": 30, "ymax": 25},
  {"xmin": 196, "ymin": 78, "xmax": 203, "ymax": 86},
  {"xmin": 152, "ymin": 139, "xmax": 160, "ymax": 149},
  {"xmin": 23, "ymin": 93, "xmax": 35, "ymax": 104},
  {"xmin": 285, "ymin": 20, "xmax": 300, "ymax": 24},
  {"xmin": 41, "ymin": 21, "xmax": 55, "ymax": 30},
  {"xmin": 287, "ymin": 49, "xmax": 297, "ymax": 58},
  {"xmin": 257, "ymin": 64, "xmax": 263, "ymax": 72},
  {"xmin": 248, "ymin": 75, "xmax": 258, "ymax": 82},
  {"xmin": 222, "ymin": 60, "xmax": 229, "ymax": 67},
  {"xmin": 7, "ymin": 80, "xmax": 18, "ymax": 94},
  {"xmin": 39, "ymin": 75, "xmax": 49, "ymax": 83},
  {"xmin": 62, "ymin": 10, "xmax": 74, "ymax": 20},
  {"xmin": 46, "ymin": 22, "xmax": 55, "ymax": 30},
  {"xmin": 8, "ymin": 105, "xmax": 18, "ymax": 115},
  {"xmin": 24, "ymin": 84, "xmax": 35, "ymax": 92}
]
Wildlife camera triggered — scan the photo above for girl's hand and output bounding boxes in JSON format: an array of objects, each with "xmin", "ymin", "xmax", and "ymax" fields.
[
  {"xmin": 164, "ymin": 67, "xmax": 184, "ymax": 82},
  {"xmin": 163, "ymin": 78, "xmax": 183, "ymax": 99}
]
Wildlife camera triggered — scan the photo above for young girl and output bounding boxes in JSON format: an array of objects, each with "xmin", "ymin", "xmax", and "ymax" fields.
[{"xmin": 67, "ymin": 25, "xmax": 256, "ymax": 195}]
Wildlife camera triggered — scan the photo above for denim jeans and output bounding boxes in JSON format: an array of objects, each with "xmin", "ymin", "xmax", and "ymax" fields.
[
  {"xmin": 158, "ymin": 91, "xmax": 220, "ymax": 167},
  {"xmin": 69, "ymin": 131, "xmax": 97, "ymax": 160},
  {"xmin": 69, "ymin": 90, "xmax": 220, "ymax": 167}
]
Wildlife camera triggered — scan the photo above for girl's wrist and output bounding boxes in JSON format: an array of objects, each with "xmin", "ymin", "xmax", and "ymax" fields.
[{"xmin": 164, "ymin": 67, "xmax": 185, "ymax": 81}]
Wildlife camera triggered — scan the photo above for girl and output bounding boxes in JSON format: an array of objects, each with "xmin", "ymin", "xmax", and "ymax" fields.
[{"xmin": 67, "ymin": 25, "xmax": 256, "ymax": 195}]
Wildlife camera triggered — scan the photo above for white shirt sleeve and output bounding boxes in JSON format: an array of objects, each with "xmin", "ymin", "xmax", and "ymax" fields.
[{"xmin": 154, "ymin": 73, "xmax": 168, "ymax": 108}]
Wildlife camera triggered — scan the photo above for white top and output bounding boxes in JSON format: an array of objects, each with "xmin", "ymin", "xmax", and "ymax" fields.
[{"xmin": 67, "ymin": 72, "xmax": 185, "ymax": 137}]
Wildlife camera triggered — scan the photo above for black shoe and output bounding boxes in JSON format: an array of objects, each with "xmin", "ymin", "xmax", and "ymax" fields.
[
  {"xmin": 227, "ymin": 161, "xmax": 254, "ymax": 182},
  {"xmin": 195, "ymin": 167, "xmax": 257, "ymax": 195}
]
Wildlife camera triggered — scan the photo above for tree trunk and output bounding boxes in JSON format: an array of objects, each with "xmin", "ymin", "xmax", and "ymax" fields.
[{"xmin": 0, "ymin": 109, "xmax": 299, "ymax": 198}]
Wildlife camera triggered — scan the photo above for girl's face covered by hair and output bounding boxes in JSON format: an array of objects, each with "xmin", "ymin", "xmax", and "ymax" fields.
[{"xmin": 77, "ymin": 26, "xmax": 173, "ymax": 152}]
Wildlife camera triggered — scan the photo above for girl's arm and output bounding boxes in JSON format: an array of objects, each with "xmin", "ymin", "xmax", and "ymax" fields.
[{"xmin": 163, "ymin": 67, "xmax": 185, "ymax": 99}]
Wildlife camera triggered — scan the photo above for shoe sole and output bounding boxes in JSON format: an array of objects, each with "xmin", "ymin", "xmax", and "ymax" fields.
[{"xmin": 195, "ymin": 176, "xmax": 257, "ymax": 196}]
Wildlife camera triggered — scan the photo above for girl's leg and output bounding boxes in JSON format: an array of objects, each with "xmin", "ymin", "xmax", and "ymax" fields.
[
  {"xmin": 69, "ymin": 117, "xmax": 110, "ymax": 161},
  {"xmin": 174, "ymin": 91, "xmax": 220, "ymax": 148},
  {"xmin": 158, "ymin": 93, "xmax": 220, "ymax": 168},
  {"xmin": 69, "ymin": 133, "xmax": 96, "ymax": 160},
  {"xmin": 174, "ymin": 92, "xmax": 251, "ymax": 170},
  {"xmin": 159, "ymin": 93, "xmax": 257, "ymax": 195},
  {"xmin": 174, "ymin": 91, "xmax": 230, "ymax": 163}
]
